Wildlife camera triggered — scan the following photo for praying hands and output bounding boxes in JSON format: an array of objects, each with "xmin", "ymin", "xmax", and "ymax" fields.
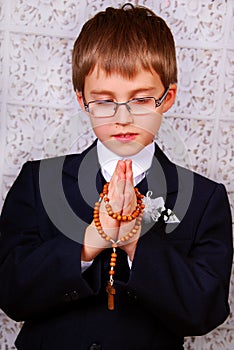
[{"xmin": 82, "ymin": 160, "xmax": 143, "ymax": 262}]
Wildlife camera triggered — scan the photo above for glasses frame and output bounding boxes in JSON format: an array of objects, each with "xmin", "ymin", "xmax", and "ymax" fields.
[{"xmin": 82, "ymin": 86, "xmax": 170, "ymax": 118}]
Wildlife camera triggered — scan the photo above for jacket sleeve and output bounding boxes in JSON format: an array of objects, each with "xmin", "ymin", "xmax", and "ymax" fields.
[
  {"xmin": 128, "ymin": 182, "xmax": 233, "ymax": 336},
  {"xmin": 0, "ymin": 161, "xmax": 100, "ymax": 321}
]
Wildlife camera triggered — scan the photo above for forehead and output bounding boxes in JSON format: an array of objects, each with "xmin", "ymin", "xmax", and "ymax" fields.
[{"xmin": 84, "ymin": 65, "xmax": 164, "ymax": 96}]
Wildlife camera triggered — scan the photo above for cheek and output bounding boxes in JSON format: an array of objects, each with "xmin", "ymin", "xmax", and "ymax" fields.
[
  {"xmin": 91, "ymin": 120, "xmax": 113, "ymax": 141},
  {"xmin": 135, "ymin": 114, "xmax": 162, "ymax": 136}
]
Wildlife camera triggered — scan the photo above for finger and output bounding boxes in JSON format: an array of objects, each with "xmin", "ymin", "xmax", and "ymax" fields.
[
  {"xmin": 116, "ymin": 160, "xmax": 126, "ymax": 195},
  {"xmin": 109, "ymin": 160, "xmax": 126, "ymax": 184},
  {"xmin": 125, "ymin": 159, "xmax": 133, "ymax": 184},
  {"xmin": 124, "ymin": 159, "xmax": 134, "ymax": 200},
  {"xmin": 108, "ymin": 160, "xmax": 125, "ymax": 193},
  {"xmin": 122, "ymin": 160, "xmax": 136, "ymax": 215},
  {"xmin": 108, "ymin": 161, "xmax": 126, "ymax": 211},
  {"xmin": 117, "ymin": 160, "xmax": 126, "ymax": 181}
]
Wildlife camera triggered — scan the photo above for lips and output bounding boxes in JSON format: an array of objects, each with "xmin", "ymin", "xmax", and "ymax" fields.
[{"xmin": 113, "ymin": 133, "xmax": 138, "ymax": 142}]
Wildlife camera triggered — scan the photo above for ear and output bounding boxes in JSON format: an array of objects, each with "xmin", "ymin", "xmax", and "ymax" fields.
[
  {"xmin": 76, "ymin": 90, "xmax": 85, "ymax": 111},
  {"xmin": 162, "ymin": 84, "xmax": 177, "ymax": 113}
]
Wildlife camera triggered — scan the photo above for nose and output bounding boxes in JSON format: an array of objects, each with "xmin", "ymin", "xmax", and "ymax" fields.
[{"xmin": 115, "ymin": 103, "xmax": 133, "ymax": 124}]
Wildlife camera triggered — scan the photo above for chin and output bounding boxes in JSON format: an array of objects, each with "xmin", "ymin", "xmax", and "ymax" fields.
[{"xmin": 105, "ymin": 140, "xmax": 146, "ymax": 157}]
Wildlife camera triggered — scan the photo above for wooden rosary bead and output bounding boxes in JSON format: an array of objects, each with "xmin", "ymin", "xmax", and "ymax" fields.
[{"xmin": 102, "ymin": 182, "xmax": 144, "ymax": 222}]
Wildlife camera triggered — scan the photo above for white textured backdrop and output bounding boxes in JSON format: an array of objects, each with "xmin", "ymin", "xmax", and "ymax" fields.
[{"xmin": 0, "ymin": 0, "xmax": 233, "ymax": 349}]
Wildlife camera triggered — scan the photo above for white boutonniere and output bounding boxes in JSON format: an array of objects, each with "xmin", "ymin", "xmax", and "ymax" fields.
[{"xmin": 143, "ymin": 191, "xmax": 180, "ymax": 224}]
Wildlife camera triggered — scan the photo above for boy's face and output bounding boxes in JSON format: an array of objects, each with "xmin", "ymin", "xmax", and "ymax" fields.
[{"xmin": 77, "ymin": 66, "xmax": 176, "ymax": 157}]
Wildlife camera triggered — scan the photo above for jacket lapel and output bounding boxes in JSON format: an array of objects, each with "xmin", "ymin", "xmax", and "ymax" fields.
[{"xmin": 137, "ymin": 143, "xmax": 179, "ymax": 209}]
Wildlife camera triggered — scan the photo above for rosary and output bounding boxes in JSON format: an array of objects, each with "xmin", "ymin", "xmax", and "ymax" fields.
[{"xmin": 93, "ymin": 182, "xmax": 145, "ymax": 310}]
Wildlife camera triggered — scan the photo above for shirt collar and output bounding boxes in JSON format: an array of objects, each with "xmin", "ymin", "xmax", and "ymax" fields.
[{"xmin": 97, "ymin": 140, "xmax": 155, "ymax": 185}]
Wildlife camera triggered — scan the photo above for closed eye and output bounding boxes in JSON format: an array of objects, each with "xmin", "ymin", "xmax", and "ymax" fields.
[
  {"xmin": 91, "ymin": 99, "xmax": 114, "ymax": 105},
  {"xmin": 131, "ymin": 97, "xmax": 152, "ymax": 104}
]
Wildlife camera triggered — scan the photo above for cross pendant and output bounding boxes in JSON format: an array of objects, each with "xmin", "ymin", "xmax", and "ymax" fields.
[{"xmin": 106, "ymin": 282, "xmax": 116, "ymax": 310}]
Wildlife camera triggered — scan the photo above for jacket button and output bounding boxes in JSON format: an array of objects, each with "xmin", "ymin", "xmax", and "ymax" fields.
[
  {"xmin": 71, "ymin": 290, "xmax": 79, "ymax": 300},
  {"xmin": 126, "ymin": 290, "xmax": 138, "ymax": 300},
  {"xmin": 63, "ymin": 291, "xmax": 79, "ymax": 302},
  {"xmin": 89, "ymin": 343, "xmax": 101, "ymax": 350},
  {"xmin": 63, "ymin": 293, "xmax": 71, "ymax": 302}
]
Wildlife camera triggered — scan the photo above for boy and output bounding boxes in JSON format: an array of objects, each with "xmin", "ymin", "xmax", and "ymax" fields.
[{"xmin": 0, "ymin": 3, "xmax": 232, "ymax": 350}]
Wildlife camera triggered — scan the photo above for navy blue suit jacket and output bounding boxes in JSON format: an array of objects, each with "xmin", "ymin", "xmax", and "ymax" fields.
[{"xmin": 0, "ymin": 141, "xmax": 232, "ymax": 350}]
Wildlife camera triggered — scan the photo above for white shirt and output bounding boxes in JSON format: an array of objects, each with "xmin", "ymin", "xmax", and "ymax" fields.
[{"xmin": 97, "ymin": 140, "xmax": 155, "ymax": 185}]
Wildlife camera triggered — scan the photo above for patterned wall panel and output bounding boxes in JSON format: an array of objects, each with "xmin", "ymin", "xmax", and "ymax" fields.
[{"xmin": 0, "ymin": 0, "xmax": 233, "ymax": 349}]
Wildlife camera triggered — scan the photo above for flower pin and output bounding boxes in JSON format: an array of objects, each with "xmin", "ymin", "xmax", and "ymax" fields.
[{"xmin": 142, "ymin": 191, "xmax": 180, "ymax": 224}]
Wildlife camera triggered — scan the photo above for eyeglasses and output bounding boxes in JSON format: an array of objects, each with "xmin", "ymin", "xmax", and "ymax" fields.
[{"xmin": 83, "ymin": 86, "xmax": 170, "ymax": 118}]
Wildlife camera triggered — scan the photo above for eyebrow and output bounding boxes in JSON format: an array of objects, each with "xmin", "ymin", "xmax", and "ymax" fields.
[{"xmin": 89, "ymin": 87, "xmax": 157, "ymax": 97}]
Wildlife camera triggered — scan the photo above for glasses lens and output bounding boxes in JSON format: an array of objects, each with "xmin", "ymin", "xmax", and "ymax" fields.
[
  {"xmin": 89, "ymin": 101, "xmax": 116, "ymax": 118},
  {"xmin": 128, "ymin": 97, "xmax": 155, "ymax": 115}
]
